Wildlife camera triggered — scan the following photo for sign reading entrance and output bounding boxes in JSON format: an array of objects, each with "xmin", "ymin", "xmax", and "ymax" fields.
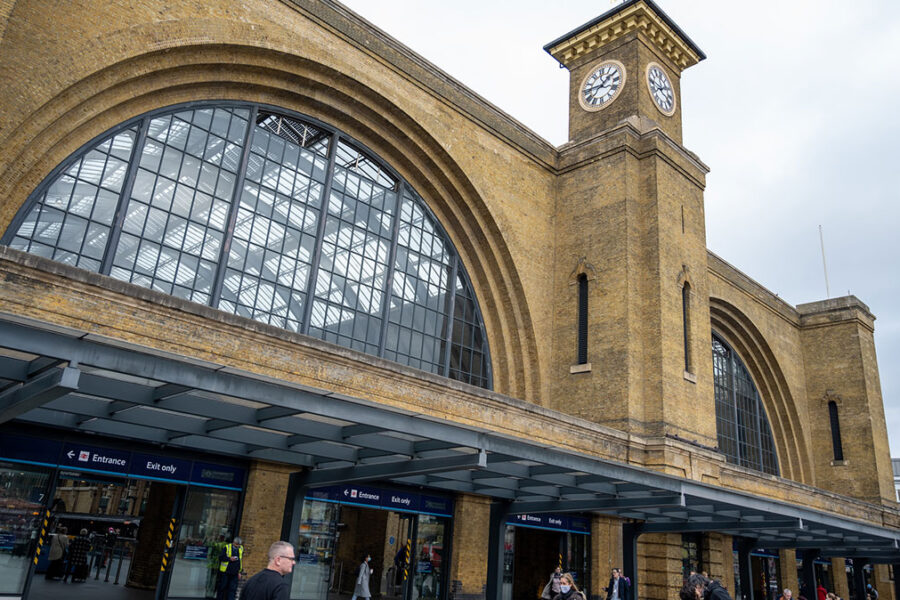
[
  {"xmin": 508, "ymin": 513, "xmax": 590, "ymax": 534},
  {"xmin": 0, "ymin": 433, "xmax": 245, "ymax": 490},
  {"xmin": 307, "ymin": 484, "xmax": 453, "ymax": 517}
]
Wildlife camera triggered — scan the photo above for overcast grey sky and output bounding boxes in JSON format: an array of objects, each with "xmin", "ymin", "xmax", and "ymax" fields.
[{"xmin": 339, "ymin": 0, "xmax": 900, "ymax": 456}]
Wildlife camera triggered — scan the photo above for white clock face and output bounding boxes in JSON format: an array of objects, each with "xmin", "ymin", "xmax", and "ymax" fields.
[
  {"xmin": 579, "ymin": 60, "xmax": 625, "ymax": 111},
  {"xmin": 646, "ymin": 63, "xmax": 676, "ymax": 115}
]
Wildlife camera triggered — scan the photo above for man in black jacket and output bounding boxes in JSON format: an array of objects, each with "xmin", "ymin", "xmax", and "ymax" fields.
[
  {"xmin": 604, "ymin": 569, "xmax": 629, "ymax": 600},
  {"xmin": 240, "ymin": 541, "xmax": 297, "ymax": 600}
]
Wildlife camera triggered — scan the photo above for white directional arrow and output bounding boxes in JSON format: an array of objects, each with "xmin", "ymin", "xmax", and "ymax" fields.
[{"xmin": 67, "ymin": 451, "xmax": 74, "ymax": 459}]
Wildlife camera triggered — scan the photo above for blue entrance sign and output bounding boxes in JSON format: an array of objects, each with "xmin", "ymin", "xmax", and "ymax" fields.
[
  {"xmin": 0, "ymin": 432, "xmax": 245, "ymax": 490},
  {"xmin": 340, "ymin": 484, "xmax": 382, "ymax": 507},
  {"xmin": 507, "ymin": 513, "xmax": 590, "ymax": 534},
  {"xmin": 307, "ymin": 484, "xmax": 453, "ymax": 517},
  {"xmin": 60, "ymin": 442, "xmax": 130, "ymax": 474}
]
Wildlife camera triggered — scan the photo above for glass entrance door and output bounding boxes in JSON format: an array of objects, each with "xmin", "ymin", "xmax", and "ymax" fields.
[
  {"xmin": 0, "ymin": 462, "xmax": 51, "ymax": 597},
  {"xmin": 27, "ymin": 471, "xmax": 176, "ymax": 600},
  {"xmin": 291, "ymin": 500, "xmax": 450, "ymax": 600},
  {"xmin": 410, "ymin": 515, "xmax": 446, "ymax": 600},
  {"xmin": 168, "ymin": 487, "xmax": 240, "ymax": 598}
]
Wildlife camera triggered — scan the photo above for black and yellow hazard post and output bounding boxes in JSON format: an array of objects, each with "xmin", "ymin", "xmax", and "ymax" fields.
[
  {"xmin": 21, "ymin": 474, "xmax": 60, "ymax": 600},
  {"xmin": 160, "ymin": 517, "xmax": 177, "ymax": 573},
  {"xmin": 403, "ymin": 538, "xmax": 411, "ymax": 582},
  {"xmin": 32, "ymin": 508, "xmax": 51, "ymax": 566},
  {"xmin": 155, "ymin": 486, "xmax": 187, "ymax": 600},
  {"xmin": 558, "ymin": 552, "xmax": 562, "ymax": 570}
]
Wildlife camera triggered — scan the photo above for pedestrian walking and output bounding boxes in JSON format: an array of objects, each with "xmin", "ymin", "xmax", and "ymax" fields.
[
  {"xmin": 604, "ymin": 568, "xmax": 629, "ymax": 600},
  {"xmin": 552, "ymin": 573, "xmax": 586, "ymax": 600},
  {"xmin": 240, "ymin": 541, "xmax": 296, "ymax": 600},
  {"xmin": 542, "ymin": 566, "xmax": 562, "ymax": 599},
  {"xmin": 351, "ymin": 554, "xmax": 373, "ymax": 600}
]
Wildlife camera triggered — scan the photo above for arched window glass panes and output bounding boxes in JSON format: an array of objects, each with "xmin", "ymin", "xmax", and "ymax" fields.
[
  {"xmin": 8, "ymin": 128, "xmax": 137, "ymax": 271},
  {"xmin": 451, "ymin": 271, "xmax": 488, "ymax": 388},
  {"xmin": 3, "ymin": 102, "xmax": 491, "ymax": 389},
  {"xmin": 307, "ymin": 141, "xmax": 397, "ymax": 354},
  {"xmin": 711, "ymin": 334, "xmax": 779, "ymax": 475},
  {"xmin": 219, "ymin": 110, "xmax": 330, "ymax": 330},
  {"xmin": 110, "ymin": 107, "xmax": 249, "ymax": 303},
  {"xmin": 384, "ymin": 187, "xmax": 452, "ymax": 374}
]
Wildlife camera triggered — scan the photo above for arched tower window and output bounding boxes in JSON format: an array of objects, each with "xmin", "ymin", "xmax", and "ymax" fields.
[
  {"xmin": 2, "ymin": 102, "xmax": 491, "ymax": 388},
  {"xmin": 711, "ymin": 333, "xmax": 779, "ymax": 475},
  {"xmin": 577, "ymin": 273, "xmax": 588, "ymax": 365},
  {"xmin": 828, "ymin": 400, "xmax": 844, "ymax": 461},
  {"xmin": 682, "ymin": 281, "xmax": 692, "ymax": 372}
]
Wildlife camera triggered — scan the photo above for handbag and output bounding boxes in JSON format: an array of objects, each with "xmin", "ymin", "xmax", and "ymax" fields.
[{"xmin": 541, "ymin": 581, "xmax": 553, "ymax": 600}]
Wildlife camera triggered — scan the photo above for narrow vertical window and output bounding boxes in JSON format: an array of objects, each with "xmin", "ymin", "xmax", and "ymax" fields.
[
  {"xmin": 828, "ymin": 400, "xmax": 844, "ymax": 461},
  {"xmin": 682, "ymin": 282, "xmax": 692, "ymax": 372},
  {"xmin": 577, "ymin": 274, "xmax": 588, "ymax": 364}
]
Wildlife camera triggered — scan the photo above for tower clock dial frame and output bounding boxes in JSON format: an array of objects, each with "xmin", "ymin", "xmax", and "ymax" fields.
[
  {"xmin": 646, "ymin": 62, "xmax": 676, "ymax": 116},
  {"xmin": 579, "ymin": 60, "xmax": 626, "ymax": 111}
]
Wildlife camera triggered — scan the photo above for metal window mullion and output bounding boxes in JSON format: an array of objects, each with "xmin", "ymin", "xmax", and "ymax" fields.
[
  {"xmin": 73, "ymin": 150, "xmax": 113, "ymax": 264},
  {"xmin": 151, "ymin": 119, "xmax": 198, "ymax": 293},
  {"xmin": 300, "ymin": 132, "xmax": 341, "ymax": 335},
  {"xmin": 99, "ymin": 123, "xmax": 149, "ymax": 276},
  {"xmin": 441, "ymin": 254, "xmax": 460, "ymax": 378},
  {"xmin": 210, "ymin": 106, "xmax": 258, "ymax": 308},
  {"xmin": 753, "ymin": 388, "xmax": 765, "ymax": 472},
  {"xmin": 377, "ymin": 182, "xmax": 405, "ymax": 355},
  {"xmin": 729, "ymin": 352, "xmax": 742, "ymax": 466},
  {"xmin": 750, "ymin": 385, "xmax": 761, "ymax": 470}
]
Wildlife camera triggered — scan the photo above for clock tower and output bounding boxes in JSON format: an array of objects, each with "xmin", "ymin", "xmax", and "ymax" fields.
[
  {"xmin": 545, "ymin": 1, "xmax": 716, "ymax": 446},
  {"xmin": 543, "ymin": 0, "xmax": 705, "ymax": 144}
]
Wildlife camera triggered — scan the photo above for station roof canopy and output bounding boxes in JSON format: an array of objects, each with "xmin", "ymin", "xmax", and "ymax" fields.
[{"xmin": 1, "ymin": 313, "xmax": 899, "ymax": 561}]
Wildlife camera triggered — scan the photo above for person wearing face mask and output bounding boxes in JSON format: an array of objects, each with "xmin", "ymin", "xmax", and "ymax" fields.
[
  {"xmin": 351, "ymin": 554, "xmax": 374, "ymax": 600},
  {"xmin": 552, "ymin": 573, "xmax": 586, "ymax": 600}
]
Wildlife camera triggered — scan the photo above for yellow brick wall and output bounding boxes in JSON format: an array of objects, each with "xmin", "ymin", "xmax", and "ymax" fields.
[
  {"xmin": 449, "ymin": 494, "xmax": 491, "ymax": 600},
  {"xmin": 238, "ymin": 461, "xmax": 296, "ymax": 576}
]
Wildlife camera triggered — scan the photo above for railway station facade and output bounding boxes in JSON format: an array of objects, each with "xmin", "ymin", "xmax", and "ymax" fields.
[{"xmin": 0, "ymin": 1, "xmax": 898, "ymax": 600}]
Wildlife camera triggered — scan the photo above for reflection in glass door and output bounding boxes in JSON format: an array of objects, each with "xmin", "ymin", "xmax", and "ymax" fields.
[
  {"xmin": 0, "ymin": 463, "xmax": 51, "ymax": 597},
  {"xmin": 292, "ymin": 500, "xmax": 340, "ymax": 600},
  {"xmin": 411, "ymin": 515, "xmax": 446, "ymax": 600},
  {"xmin": 168, "ymin": 487, "xmax": 240, "ymax": 598}
]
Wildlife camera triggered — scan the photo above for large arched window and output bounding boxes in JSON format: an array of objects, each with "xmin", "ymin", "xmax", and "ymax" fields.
[
  {"xmin": 711, "ymin": 333, "xmax": 779, "ymax": 475},
  {"xmin": 2, "ymin": 103, "xmax": 491, "ymax": 388}
]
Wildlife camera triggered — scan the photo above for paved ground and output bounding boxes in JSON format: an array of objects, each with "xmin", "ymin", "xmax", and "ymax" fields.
[{"xmin": 28, "ymin": 575, "xmax": 156, "ymax": 600}]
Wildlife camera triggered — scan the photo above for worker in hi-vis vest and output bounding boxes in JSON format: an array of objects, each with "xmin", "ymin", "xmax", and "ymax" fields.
[{"xmin": 217, "ymin": 536, "xmax": 243, "ymax": 600}]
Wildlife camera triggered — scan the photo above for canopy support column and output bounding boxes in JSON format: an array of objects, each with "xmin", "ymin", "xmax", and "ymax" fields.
[
  {"xmin": 852, "ymin": 559, "xmax": 868, "ymax": 600},
  {"xmin": 486, "ymin": 500, "xmax": 511, "ymax": 600},
  {"xmin": 736, "ymin": 537, "xmax": 756, "ymax": 600},
  {"xmin": 622, "ymin": 522, "xmax": 642, "ymax": 600},
  {"xmin": 800, "ymin": 549, "xmax": 820, "ymax": 600}
]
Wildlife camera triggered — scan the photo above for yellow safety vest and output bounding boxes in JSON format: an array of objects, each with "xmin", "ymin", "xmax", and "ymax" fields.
[{"xmin": 219, "ymin": 544, "xmax": 243, "ymax": 573}]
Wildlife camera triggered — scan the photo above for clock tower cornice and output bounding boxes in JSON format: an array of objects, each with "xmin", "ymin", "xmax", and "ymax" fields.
[{"xmin": 544, "ymin": 0, "xmax": 705, "ymax": 73}]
